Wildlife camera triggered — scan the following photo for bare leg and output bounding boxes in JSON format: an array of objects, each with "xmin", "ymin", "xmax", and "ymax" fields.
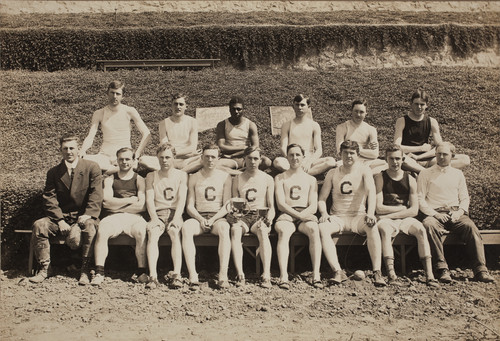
[
  {"xmin": 275, "ymin": 221, "xmax": 295, "ymax": 282},
  {"xmin": 298, "ymin": 221, "xmax": 322, "ymax": 281}
]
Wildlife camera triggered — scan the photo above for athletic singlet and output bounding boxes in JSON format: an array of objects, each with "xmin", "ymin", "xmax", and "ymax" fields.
[
  {"xmin": 329, "ymin": 165, "xmax": 368, "ymax": 216},
  {"xmin": 224, "ymin": 117, "xmax": 250, "ymax": 147},
  {"xmin": 159, "ymin": 116, "xmax": 196, "ymax": 151},
  {"xmin": 194, "ymin": 169, "xmax": 229, "ymax": 213},
  {"xmin": 112, "ymin": 173, "xmax": 138, "ymax": 198},
  {"xmin": 382, "ymin": 170, "xmax": 410, "ymax": 207},
  {"xmin": 401, "ymin": 114, "xmax": 431, "ymax": 148},
  {"xmin": 337, "ymin": 121, "xmax": 374, "ymax": 150},
  {"xmin": 152, "ymin": 169, "xmax": 184, "ymax": 210},
  {"xmin": 237, "ymin": 171, "xmax": 270, "ymax": 210},
  {"xmin": 280, "ymin": 172, "xmax": 313, "ymax": 208},
  {"xmin": 100, "ymin": 106, "xmax": 132, "ymax": 156},
  {"xmin": 288, "ymin": 119, "xmax": 315, "ymax": 156}
]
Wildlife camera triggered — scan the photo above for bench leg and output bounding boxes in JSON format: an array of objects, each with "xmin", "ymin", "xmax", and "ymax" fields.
[
  {"xmin": 28, "ymin": 231, "xmax": 35, "ymax": 276},
  {"xmin": 400, "ymin": 245, "xmax": 406, "ymax": 274}
]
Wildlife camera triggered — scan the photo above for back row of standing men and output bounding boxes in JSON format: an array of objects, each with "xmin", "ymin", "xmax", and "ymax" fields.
[{"xmin": 29, "ymin": 81, "xmax": 494, "ymax": 288}]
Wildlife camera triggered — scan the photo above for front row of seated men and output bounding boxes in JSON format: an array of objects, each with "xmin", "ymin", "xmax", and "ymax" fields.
[{"xmin": 29, "ymin": 133, "xmax": 494, "ymax": 288}]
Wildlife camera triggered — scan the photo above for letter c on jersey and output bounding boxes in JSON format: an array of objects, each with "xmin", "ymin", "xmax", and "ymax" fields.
[
  {"xmin": 340, "ymin": 181, "xmax": 352, "ymax": 194},
  {"xmin": 164, "ymin": 188, "xmax": 174, "ymax": 201},
  {"xmin": 290, "ymin": 185, "xmax": 301, "ymax": 200},
  {"xmin": 245, "ymin": 188, "xmax": 257, "ymax": 202},
  {"xmin": 205, "ymin": 187, "xmax": 216, "ymax": 201}
]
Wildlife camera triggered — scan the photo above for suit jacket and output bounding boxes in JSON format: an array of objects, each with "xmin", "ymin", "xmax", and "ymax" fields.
[{"xmin": 42, "ymin": 158, "xmax": 103, "ymax": 223}]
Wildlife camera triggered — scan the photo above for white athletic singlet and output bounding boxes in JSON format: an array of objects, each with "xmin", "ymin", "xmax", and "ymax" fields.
[
  {"xmin": 224, "ymin": 117, "xmax": 250, "ymax": 147},
  {"xmin": 194, "ymin": 169, "xmax": 229, "ymax": 213},
  {"xmin": 152, "ymin": 169, "xmax": 185, "ymax": 210},
  {"xmin": 329, "ymin": 165, "xmax": 369, "ymax": 216},
  {"xmin": 100, "ymin": 106, "xmax": 132, "ymax": 156},
  {"xmin": 159, "ymin": 116, "xmax": 197, "ymax": 151},
  {"xmin": 279, "ymin": 171, "xmax": 313, "ymax": 208},
  {"xmin": 237, "ymin": 171, "xmax": 270, "ymax": 210},
  {"xmin": 288, "ymin": 119, "xmax": 315, "ymax": 156},
  {"xmin": 337, "ymin": 121, "xmax": 376, "ymax": 151}
]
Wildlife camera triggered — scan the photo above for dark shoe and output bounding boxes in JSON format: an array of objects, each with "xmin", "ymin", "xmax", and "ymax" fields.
[
  {"xmin": 438, "ymin": 269, "xmax": 452, "ymax": 283},
  {"xmin": 78, "ymin": 272, "xmax": 90, "ymax": 286},
  {"xmin": 312, "ymin": 280, "xmax": 324, "ymax": 289},
  {"xmin": 278, "ymin": 281, "xmax": 290, "ymax": 290},
  {"xmin": 189, "ymin": 281, "xmax": 200, "ymax": 291},
  {"xmin": 131, "ymin": 273, "xmax": 149, "ymax": 284},
  {"xmin": 235, "ymin": 275, "xmax": 246, "ymax": 288},
  {"xmin": 260, "ymin": 278, "xmax": 272, "ymax": 289},
  {"xmin": 426, "ymin": 278, "xmax": 439, "ymax": 288},
  {"xmin": 29, "ymin": 269, "xmax": 48, "ymax": 283},
  {"xmin": 146, "ymin": 277, "xmax": 159, "ymax": 289},
  {"xmin": 373, "ymin": 270, "xmax": 387, "ymax": 287},
  {"xmin": 475, "ymin": 271, "xmax": 495, "ymax": 283},
  {"xmin": 329, "ymin": 270, "xmax": 345, "ymax": 285}
]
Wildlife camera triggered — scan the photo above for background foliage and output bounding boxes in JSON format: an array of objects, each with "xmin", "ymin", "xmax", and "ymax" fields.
[
  {"xmin": 1, "ymin": 67, "xmax": 499, "ymax": 267},
  {"xmin": 1, "ymin": 24, "xmax": 499, "ymax": 71}
]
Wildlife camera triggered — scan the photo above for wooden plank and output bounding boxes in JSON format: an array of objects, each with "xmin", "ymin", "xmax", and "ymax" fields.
[
  {"xmin": 269, "ymin": 106, "xmax": 313, "ymax": 136},
  {"xmin": 195, "ymin": 106, "xmax": 230, "ymax": 132}
]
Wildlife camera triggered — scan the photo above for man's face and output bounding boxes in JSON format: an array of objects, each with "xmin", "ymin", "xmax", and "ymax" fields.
[
  {"xmin": 171, "ymin": 97, "xmax": 187, "ymax": 117},
  {"xmin": 157, "ymin": 149, "xmax": 174, "ymax": 170},
  {"xmin": 107, "ymin": 87, "xmax": 123, "ymax": 106},
  {"xmin": 201, "ymin": 149, "xmax": 219, "ymax": 170},
  {"xmin": 287, "ymin": 146, "xmax": 304, "ymax": 169},
  {"xmin": 351, "ymin": 104, "xmax": 367, "ymax": 124},
  {"xmin": 229, "ymin": 102, "xmax": 244, "ymax": 121},
  {"xmin": 244, "ymin": 150, "xmax": 261, "ymax": 170},
  {"xmin": 117, "ymin": 150, "xmax": 134, "ymax": 172},
  {"xmin": 61, "ymin": 140, "xmax": 79, "ymax": 163},
  {"xmin": 292, "ymin": 98, "xmax": 309, "ymax": 117},
  {"xmin": 436, "ymin": 145, "xmax": 452, "ymax": 167},
  {"xmin": 386, "ymin": 150, "xmax": 403, "ymax": 172},
  {"xmin": 341, "ymin": 148, "xmax": 358, "ymax": 166},
  {"xmin": 411, "ymin": 98, "xmax": 427, "ymax": 116}
]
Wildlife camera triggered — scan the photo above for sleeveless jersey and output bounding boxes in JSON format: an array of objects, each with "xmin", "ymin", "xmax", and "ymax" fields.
[
  {"xmin": 100, "ymin": 106, "xmax": 132, "ymax": 156},
  {"xmin": 160, "ymin": 116, "xmax": 196, "ymax": 151},
  {"xmin": 330, "ymin": 165, "xmax": 368, "ymax": 216},
  {"xmin": 338, "ymin": 121, "xmax": 374, "ymax": 150},
  {"xmin": 224, "ymin": 117, "xmax": 250, "ymax": 147},
  {"xmin": 194, "ymin": 169, "xmax": 229, "ymax": 213},
  {"xmin": 112, "ymin": 173, "xmax": 138, "ymax": 198},
  {"xmin": 280, "ymin": 172, "xmax": 313, "ymax": 208},
  {"xmin": 237, "ymin": 171, "xmax": 270, "ymax": 210},
  {"xmin": 381, "ymin": 170, "xmax": 410, "ymax": 207},
  {"xmin": 152, "ymin": 169, "xmax": 184, "ymax": 211},
  {"xmin": 288, "ymin": 119, "xmax": 315, "ymax": 156},
  {"xmin": 401, "ymin": 114, "xmax": 431, "ymax": 148}
]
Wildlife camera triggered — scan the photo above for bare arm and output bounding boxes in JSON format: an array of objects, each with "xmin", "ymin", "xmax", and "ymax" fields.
[
  {"xmin": 335, "ymin": 123, "xmax": 346, "ymax": 155},
  {"xmin": 170, "ymin": 171, "xmax": 188, "ymax": 228},
  {"xmin": 364, "ymin": 167, "xmax": 377, "ymax": 217},
  {"xmin": 208, "ymin": 174, "xmax": 232, "ymax": 223},
  {"xmin": 318, "ymin": 170, "xmax": 333, "ymax": 219},
  {"xmin": 376, "ymin": 174, "xmax": 419, "ymax": 219},
  {"xmin": 265, "ymin": 175, "xmax": 276, "ymax": 222},
  {"xmin": 176, "ymin": 118, "xmax": 198, "ymax": 157},
  {"xmin": 310, "ymin": 122, "xmax": 323, "ymax": 160},
  {"xmin": 159, "ymin": 119, "xmax": 168, "ymax": 145},
  {"xmin": 359, "ymin": 126, "xmax": 379, "ymax": 159},
  {"xmin": 129, "ymin": 108, "xmax": 151, "ymax": 158},
  {"xmin": 279, "ymin": 121, "xmax": 291, "ymax": 157},
  {"xmin": 79, "ymin": 110, "xmax": 103, "ymax": 156},
  {"xmin": 274, "ymin": 174, "xmax": 303, "ymax": 220},
  {"xmin": 145, "ymin": 172, "xmax": 160, "ymax": 222}
]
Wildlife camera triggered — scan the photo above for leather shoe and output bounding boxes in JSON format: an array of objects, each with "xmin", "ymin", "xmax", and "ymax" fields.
[
  {"xmin": 78, "ymin": 272, "xmax": 90, "ymax": 286},
  {"xmin": 475, "ymin": 271, "xmax": 495, "ymax": 283},
  {"xmin": 438, "ymin": 269, "xmax": 452, "ymax": 283}
]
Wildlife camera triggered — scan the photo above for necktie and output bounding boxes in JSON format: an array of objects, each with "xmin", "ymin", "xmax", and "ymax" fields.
[{"xmin": 69, "ymin": 168, "xmax": 74, "ymax": 186}]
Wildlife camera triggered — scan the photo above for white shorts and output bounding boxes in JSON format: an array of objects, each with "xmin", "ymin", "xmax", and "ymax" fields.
[
  {"xmin": 378, "ymin": 217, "xmax": 419, "ymax": 237},
  {"xmin": 84, "ymin": 152, "xmax": 116, "ymax": 170},
  {"xmin": 325, "ymin": 214, "xmax": 368, "ymax": 235},
  {"xmin": 99, "ymin": 213, "xmax": 147, "ymax": 238}
]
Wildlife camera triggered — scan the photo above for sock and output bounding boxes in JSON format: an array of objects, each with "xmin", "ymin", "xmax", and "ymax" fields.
[
  {"xmin": 81, "ymin": 257, "xmax": 91, "ymax": 273},
  {"xmin": 95, "ymin": 265, "xmax": 105, "ymax": 276},
  {"xmin": 384, "ymin": 256, "xmax": 395, "ymax": 275},
  {"xmin": 136, "ymin": 267, "xmax": 147, "ymax": 276}
]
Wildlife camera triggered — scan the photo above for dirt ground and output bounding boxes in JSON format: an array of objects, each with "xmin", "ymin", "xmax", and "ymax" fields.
[{"xmin": 1, "ymin": 262, "xmax": 499, "ymax": 341}]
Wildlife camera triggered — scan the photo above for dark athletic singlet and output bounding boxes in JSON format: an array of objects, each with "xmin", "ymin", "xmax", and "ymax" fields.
[
  {"xmin": 401, "ymin": 114, "xmax": 431, "ymax": 149},
  {"xmin": 381, "ymin": 170, "xmax": 410, "ymax": 207},
  {"xmin": 112, "ymin": 173, "xmax": 138, "ymax": 198}
]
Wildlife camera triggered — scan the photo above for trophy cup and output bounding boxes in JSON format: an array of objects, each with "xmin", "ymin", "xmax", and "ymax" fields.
[{"xmin": 227, "ymin": 198, "xmax": 250, "ymax": 219}]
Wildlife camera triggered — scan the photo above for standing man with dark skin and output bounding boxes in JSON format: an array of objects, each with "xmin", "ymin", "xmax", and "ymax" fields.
[
  {"xmin": 30, "ymin": 134, "xmax": 103, "ymax": 285},
  {"xmin": 418, "ymin": 142, "xmax": 494, "ymax": 283}
]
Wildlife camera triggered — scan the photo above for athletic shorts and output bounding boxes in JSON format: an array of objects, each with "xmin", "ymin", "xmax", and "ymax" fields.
[
  {"xmin": 229, "ymin": 211, "xmax": 270, "ymax": 234},
  {"xmin": 84, "ymin": 152, "xmax": 117, "ymax": 170},
  {"xmin": 185, "ymin": 212, "xmax": 228, "ymax": 233},
  {"xmin": 276, "ymin": 207, "xmax": 318, "ymax": 226},
  {"xmin": 99, "ymin": 213, "xmax": 147, "ymax": 238},
  {"xmin": 221, "ymin": 155, "xmax": 245, "ymax": 169},
  {"xmin": 147, "ymin": 209, "xmax": 174, "ymax": 233},
  {"xmin": 325, "ymin": 214, "xmax": 368, "ymax": 235},
  {"xmin": 378, "ymin": 217, "xmax": 418, "ymax": 237}
]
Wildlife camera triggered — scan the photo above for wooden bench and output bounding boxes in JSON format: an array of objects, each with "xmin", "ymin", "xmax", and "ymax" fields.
[
  {"xmin": 96, "ymin": 59, "xmax": 220, "ymax": 71},
  {"xmin": 15, "ymin": 230, "xmax": 260, "ymax": 276},
  {"xmin": 290, "ymin": 230, "xmax": 500, "ymax": 273}
]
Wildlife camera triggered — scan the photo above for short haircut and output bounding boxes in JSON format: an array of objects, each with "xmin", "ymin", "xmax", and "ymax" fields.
[
  {"xmin": 435, "ymin": 141, "xmax": 456, "ymax": 155},
  {"xmin": 59, "ymin": 133, "xmax": 79, "ymax": 146},
  {"xmin": 293, "ymin": 94, "xmax": 311, "ymax": 106},
  {"xmin": 107, "ymin": 80, "xmax": 125, "ymax": 93},
  {"xmin": 410, "ymin": 89, "xmax": 429, "ymax": 104},
  {"xmin": 243, "ymin": 146, "xmax": 261, "ymax": 157},
  {"xmin": 156, "ymin": 143, "xmax": 176, "ymax": 157},
  {"xmin": 229, "ymin": 96, "xmax": 244, "ymax": 107},
  {"xmin": 171, "ymin": 93, "xmax": 187, "ymax": 102},
  {"xmin": 351, "ymin": 99, "xmax": 367, "ymax": 109},
  {"xmin": 286, "ymin": 143, "xmax": 305, "ymax": 156},
  {"xmin": 385, "ymin": 144, "xmax": 403, "ymax": 158},
  {"xmin": 116, "ymin": 147, "xmax": 135, "ymax": 159},
  {"xmin": 202, "ymin": 143, "xmax": 220, "ymax": 155},
  {"xmin": 340, "ymin": 140, "xmax": 360, "ymax": 155}
]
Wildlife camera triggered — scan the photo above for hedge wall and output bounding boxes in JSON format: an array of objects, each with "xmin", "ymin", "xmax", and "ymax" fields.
[{"xmin": 1, "ymin": 24, "xmax": 499, "ymax": 71}]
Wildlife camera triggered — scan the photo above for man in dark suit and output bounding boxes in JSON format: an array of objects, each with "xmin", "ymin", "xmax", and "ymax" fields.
[{"xmin": 30, "ymin": 133, "xmax": 103, "ymax": 285}]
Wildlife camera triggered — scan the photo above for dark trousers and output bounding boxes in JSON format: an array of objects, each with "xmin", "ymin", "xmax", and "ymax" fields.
[
  {"xmin": 422, "ymin": 215, "xmax": 487, "ymax": 275},
  {"xmin": 32, "ymin": 217, "xmax": 98, "ymax": 267}
]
